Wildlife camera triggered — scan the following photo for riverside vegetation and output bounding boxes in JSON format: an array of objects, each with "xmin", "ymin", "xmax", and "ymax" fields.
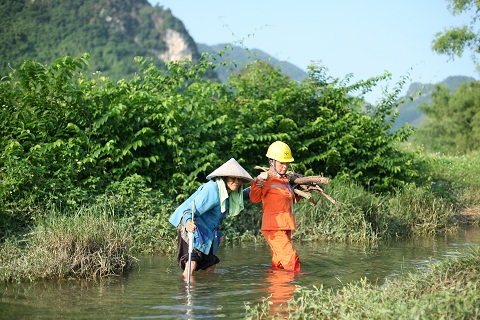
[
  {"xmin": 245, "ymin": 247, "xmax": 480, "ymax": 319},
  {"xmin": 1, "ymin": 53, "xmax": 479, "ymax": 318}
]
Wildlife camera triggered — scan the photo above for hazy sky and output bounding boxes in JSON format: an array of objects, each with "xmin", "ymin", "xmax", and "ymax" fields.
[{"xmin": 148, "ymin": 1, "xmax": 478, "ymax": 101}]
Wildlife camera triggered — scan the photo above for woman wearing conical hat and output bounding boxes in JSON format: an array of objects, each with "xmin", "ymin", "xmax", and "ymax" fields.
[{"xmin": 169, "ymin": 158, "xmax": 253, "ymax": 278}]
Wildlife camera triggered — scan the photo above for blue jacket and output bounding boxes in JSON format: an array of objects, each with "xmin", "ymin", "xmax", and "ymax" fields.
[{"xmin": 169, "ymin": 180, "xmax": 250, "ymax": 254}]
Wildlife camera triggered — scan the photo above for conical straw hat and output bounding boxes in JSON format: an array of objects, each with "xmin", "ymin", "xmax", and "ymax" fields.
[{"xmin": 206, "ymin": 158, "xmax": 253, "ymax": 183}]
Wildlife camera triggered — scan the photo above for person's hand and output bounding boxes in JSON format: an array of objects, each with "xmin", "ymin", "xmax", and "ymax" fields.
[
  {"xmin": 255, "ymin": 171, "xmax": 269, "ymax": 187},
  {"xmin": 185, "ymin": 220, "xmax": 196, "ymax": 232},
  {"xmin": 259, "ymin": 171, "xmax": 269, "ymax": 180}
]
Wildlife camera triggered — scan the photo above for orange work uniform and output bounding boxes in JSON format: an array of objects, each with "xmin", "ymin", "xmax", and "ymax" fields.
[{"xmin": 250, "ymin": 168, "xmax": 301, "ymax": 272}]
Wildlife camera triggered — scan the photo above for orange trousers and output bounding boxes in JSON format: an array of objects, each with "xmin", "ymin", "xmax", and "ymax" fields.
[{"xmin": 261, "ymin": 230, "xmax": 301, "ymax": 273}]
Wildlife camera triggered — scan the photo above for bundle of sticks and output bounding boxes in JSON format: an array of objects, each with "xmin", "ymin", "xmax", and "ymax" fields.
[{"xmin": 254, "ymin": 166, "xmax": 336, "ymax": 206}]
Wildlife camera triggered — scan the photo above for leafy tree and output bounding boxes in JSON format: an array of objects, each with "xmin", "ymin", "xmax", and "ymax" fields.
[
  {"xmin": 432, "ymin": 0, "xmax": 480, "ymax": 72},
  {"xmin": 228, "ymin": 60, "xmax": 416, "ymax": 191},
  {"xmin": 1, "ymin": 53, "xmax": 418, "ymax": 234},
  {"xmin": 413, "ymin": 81, "xmax": 480, "ymax": 154}
]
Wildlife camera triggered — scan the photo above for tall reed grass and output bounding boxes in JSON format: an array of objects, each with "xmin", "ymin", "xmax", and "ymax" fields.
[
  {"xmin": 0, "ymin": 207, "xmax": 135, "ymax": 282},
  {"xmin": 387, "ymin": 183, "xmax": 456, "ymax": 236},
  {"xmin": 293, "ymin": 178, "xmax": 457, "ymax": 243}
]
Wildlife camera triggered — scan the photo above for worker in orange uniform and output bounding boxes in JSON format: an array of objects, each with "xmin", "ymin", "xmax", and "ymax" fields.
[{"xmin": 250, "ymin": 141, "xmax": 302, "ymax": 273}]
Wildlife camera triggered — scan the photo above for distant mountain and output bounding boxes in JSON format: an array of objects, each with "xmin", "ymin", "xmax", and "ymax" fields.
[
  {"xmin": 0, "ymin": 0, "xmax": 205, "ymax": 81},
  {"xmin": 1, "ymin": 0, "xmax": 475, "ymax": 131},
  {"xmin": 196, "ymin": 43, "xmax": 308, "ymax": 83},
  {"xmin": 393, "ymin": 76, "xmax": 476, "ymax": 130},
  {"xmin": 0, "ymin": 0, "xmax": 305, "ymax": 83}
]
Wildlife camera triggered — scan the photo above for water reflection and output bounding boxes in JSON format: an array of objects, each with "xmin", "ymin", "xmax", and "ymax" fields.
[
  {"xmin": 262, "ymin": 269, "xmax": 297, "ymax": 310},
  {"xmin": 1, "ymin": 227, "xmax": 479, "ymax": 319},
  {"xmin": 223, "ymin": 267, "xmax": 300, "ymax": 318}
]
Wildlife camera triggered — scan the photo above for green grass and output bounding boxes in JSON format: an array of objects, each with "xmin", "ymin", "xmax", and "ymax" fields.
[
  {"xmin": 244, "ymin": 247, "xmax": 480, "ymax": 319},
  {"xmin": 290, "ymin": 149, "xmax": 480, "ymax": 243},
  {"xmin": 293, "ymin": 178, "xmax": 458, "ymax": 243},
  {"xmin": 0, "ymin": 209, "xmax": 136, "ymax": 282},
  {"xmin": 425, "ymin": 150, "xmax": 480, "ymax": 206},
  {"xmin": 2, "ymin": 149, "xmax": 480, "ymax": 283}
]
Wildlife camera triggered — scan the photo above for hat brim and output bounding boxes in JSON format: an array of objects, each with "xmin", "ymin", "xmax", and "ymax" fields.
[{"xmin": 206, "ymin": 158, "xmax": 253, "ymax": 182}]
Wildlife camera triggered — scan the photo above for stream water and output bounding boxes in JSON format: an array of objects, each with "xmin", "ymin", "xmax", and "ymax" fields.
[{"xmin": 1, "ymin": 226, "xmax": 479, "ymax": 319}]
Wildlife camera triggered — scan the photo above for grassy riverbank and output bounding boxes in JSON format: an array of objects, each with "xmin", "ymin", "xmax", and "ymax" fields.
[
  {"xmin": 245, "ymin": 247, "xmax": 480, "ymax": 319},
  {"xmin": 1, "ymin": 150, "xmax": 479, "ymax": 283},
  {"xmin": 0, "ymin": 210, "xmax": 136, "ymax": 282},
  {"xmin": 2, "ymin": 55, "xmax": 479, "ymax": 284}
]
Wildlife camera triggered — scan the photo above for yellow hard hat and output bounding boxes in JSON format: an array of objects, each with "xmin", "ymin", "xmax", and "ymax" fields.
[{"xmin": 266, "ymin": 141, "xmax": 294, "ymax": 162}]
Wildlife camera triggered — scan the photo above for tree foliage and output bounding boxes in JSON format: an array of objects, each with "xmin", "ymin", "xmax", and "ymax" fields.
[
  {"xmin": 432, "ymin": 0, "xmax": 480, "ymax": 71},
  {"xmin": 229, "ymin": 61, "xmax": 417, "ymax": 190},
  {"xmin": 0, "ymin": 53, "xmax": 417, "ymax": 232},
  {"xmin": 413, "ymin": 81, "xmax": 480, "ymax": 154}
]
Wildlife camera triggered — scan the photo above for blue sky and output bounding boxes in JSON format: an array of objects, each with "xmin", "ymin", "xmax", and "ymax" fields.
[{"xmin": 149, "ymin": 1, "xmax": 478, "ymax": 101}]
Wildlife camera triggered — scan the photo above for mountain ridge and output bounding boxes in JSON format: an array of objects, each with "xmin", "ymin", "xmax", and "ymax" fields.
[
  {"xmin": 1, "ymin": 0, "xmax": 476, "ymax": 129},
  {"xmin": 197, "ymin": 43, "xmax": 308, "ymax": 83},
  {"xmin": 393, "ymin": 75, "xmax": 476, "ymax": 130},
  {"xmin": 0, "ymin": 0, "xmax": 201, "ymax": 81}
]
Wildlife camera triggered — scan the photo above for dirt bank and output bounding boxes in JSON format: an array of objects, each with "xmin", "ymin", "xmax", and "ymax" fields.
[{"xmin": 454, "ymin": 205, "xmax": 480, "ymax": 224}]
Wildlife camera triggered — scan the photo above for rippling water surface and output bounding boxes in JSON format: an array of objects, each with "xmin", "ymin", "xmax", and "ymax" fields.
[{"xmin": 1, "ymin": 227, "xmax": 479, "ymax": 319}]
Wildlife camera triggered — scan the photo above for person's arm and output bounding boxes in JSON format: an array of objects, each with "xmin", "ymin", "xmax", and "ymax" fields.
[{"xmin": 249, "ymin": 171, "xmax": 269, "ymax": 203}]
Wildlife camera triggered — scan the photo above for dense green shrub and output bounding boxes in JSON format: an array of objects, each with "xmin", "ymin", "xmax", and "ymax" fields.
[
  {"xmin": 97, "ymin": 174, "xmax": 177, "ymax": 253},
  {"xmin": 0, "ymin": 52, "xmax": 420, "ymax": 238}
]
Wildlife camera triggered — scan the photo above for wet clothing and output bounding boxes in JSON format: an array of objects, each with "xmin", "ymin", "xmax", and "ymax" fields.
[
  {"xmin": 261, "ymin": 230, "xmax": 301, "ymax": 272},
  {"xmin": 169, "ymin": 179, "xmax": 250, "ymax": 270},
  {"xmin": 177, "ymin": 229, "xmax": 219, "ymax": 271},
  {"xmin": 250, "ymin": 168, "xmax": 301, "ymax": 272}
]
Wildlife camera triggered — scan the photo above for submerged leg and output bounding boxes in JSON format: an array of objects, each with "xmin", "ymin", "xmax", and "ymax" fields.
[
  {"xmin": 204, "ymin": 264, "xmax": 216, "ymax": 272},
  {"xmin": 183, "ymin": 260, "xmax": 197, "ymax": 278}
]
